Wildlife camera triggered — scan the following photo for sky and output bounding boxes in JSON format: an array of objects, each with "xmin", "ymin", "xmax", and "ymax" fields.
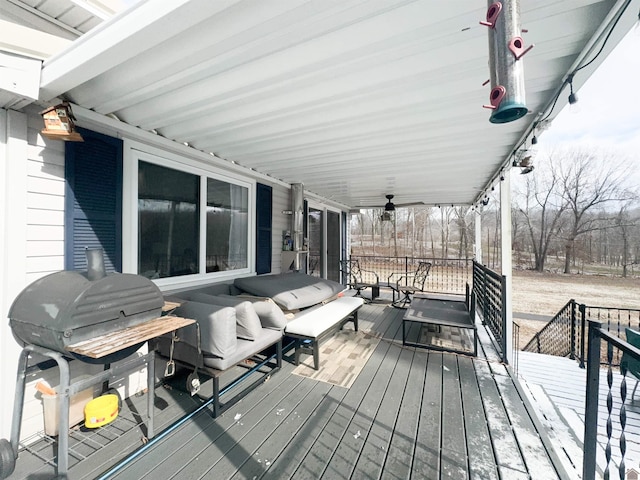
[{"xmin": 538, "ymin": 26, "xmax": 640, "ymax": 182}]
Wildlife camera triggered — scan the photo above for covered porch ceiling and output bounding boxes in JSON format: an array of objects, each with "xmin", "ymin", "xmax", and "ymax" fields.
[{"xmin": 38, "ymin": 0, "xmax": 639, "ymax": 209}]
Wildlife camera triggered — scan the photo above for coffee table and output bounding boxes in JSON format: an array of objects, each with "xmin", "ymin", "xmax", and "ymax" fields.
[{"xmin": 402, "ymin": 294, "xmax": 477, "ymax": 356}]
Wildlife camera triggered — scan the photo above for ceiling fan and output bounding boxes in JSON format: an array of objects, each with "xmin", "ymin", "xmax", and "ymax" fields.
[{"xmin": 355, "ymin": 194, "xmax": 426, "ymax": 211}]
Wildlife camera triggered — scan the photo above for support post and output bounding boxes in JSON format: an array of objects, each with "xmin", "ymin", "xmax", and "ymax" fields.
[
  {"xmin": 500, "ymin": 173, "xmax": 513, "ymax": 363},
  {"xmin": 475, "ymin": 208, "xmax": 482, "ymax": 263}
]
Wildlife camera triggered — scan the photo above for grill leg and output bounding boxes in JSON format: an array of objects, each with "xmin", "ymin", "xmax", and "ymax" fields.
[{"xmin": 9, "ymin": 349, "xmax": 30, "ymax": 460}]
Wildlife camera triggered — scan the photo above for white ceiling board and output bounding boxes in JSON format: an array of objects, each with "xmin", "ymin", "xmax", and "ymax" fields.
[{"xmin": 39, "ymin": 0, "xmax": 639, "ymax": 208}]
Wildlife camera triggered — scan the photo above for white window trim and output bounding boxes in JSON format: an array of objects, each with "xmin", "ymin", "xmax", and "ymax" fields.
[{"xmin": 123, "ymin": 139, "xmax": 256, "ymax": 290}]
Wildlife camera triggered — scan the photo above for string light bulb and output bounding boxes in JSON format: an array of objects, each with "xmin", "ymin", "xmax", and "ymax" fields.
[{"xmin": 567, "ymin": 74, "xmax": 580, "ymax": 113}]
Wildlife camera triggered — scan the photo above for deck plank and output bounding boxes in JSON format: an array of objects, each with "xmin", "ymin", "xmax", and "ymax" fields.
[
  {"xmin": 440, "ymin": 353, "xmax": 469, "ymax": 479},
  {"xmin": 256, "ymin": 386, "xmax": 348, "ymax": 479},
  {"xmin": 317, "ymin": 337, "xmax": 402, "ymax": 479},
  {"xmin": 458, "ymin": 355, "xmax": 500, "ymax": 480},
  {"xmin": 199, "ymin": 376, "xmax": 323, "ymax": 479},
  {"xmin": 475, "ymin": 360, "xmax": 529, "ymax": 476},
  {"xmin": 350, "ymin": 347, "xmax": 415, "ymax": 479},
  {"xmin": 380, "ymin": 349, "xmax": 427, "ymax": 480},
  {"xmin": 227, "ymin": 380, "xmax": 334, "ymax": 480},
  {"xmin": 164, "ymin": 373, "xmax": 308, "ymax": 480},
  {"xmin": 112, "ymin": 366, "xmax": 298, "ymax": 480},
  {"xmin": 492, "ymin": 372, "xmax": 560, "ymax": 479},
  {"xmin": 412, "ymin": 352, "xmax": 443, "ymax": 480}
]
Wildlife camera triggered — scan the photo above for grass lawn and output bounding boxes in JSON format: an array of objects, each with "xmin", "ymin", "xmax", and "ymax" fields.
[{"xmin": 512, "ymin": 270, "xmax": 640, "ymax": 349}]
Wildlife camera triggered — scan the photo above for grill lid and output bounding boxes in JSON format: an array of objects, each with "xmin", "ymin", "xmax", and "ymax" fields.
[{"xmin": 8, "ymin": 250, "xmax": 164, "ymax": 361}]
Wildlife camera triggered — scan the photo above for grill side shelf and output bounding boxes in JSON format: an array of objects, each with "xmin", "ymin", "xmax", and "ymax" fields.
[{"xmin": 65, "ymin": 316, "xmax": 194, "ymax": 359}]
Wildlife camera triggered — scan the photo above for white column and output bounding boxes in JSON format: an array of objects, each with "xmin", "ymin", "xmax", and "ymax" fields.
[
  {"xmin": 0, "ymin": 109, "xmax": 28, "ymax": 438},
  {"xmin": 474, "ymin": 208, "xmax": 482, "ymax": 263},
  {"xmin": 500, "ymin": 173, "xmax": 513, "ymax": 363}
]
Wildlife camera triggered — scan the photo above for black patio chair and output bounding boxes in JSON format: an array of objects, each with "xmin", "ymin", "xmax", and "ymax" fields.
[
  {"xmin": 622, "ymin": 327, "xmax": 640, "ymax": 401},
  {"xmin": 342, "ymin": 259, "xmax": 379, "ymax": 302},
  {"xmin": 389, "ymin": 261, "xmax": 432, "ymax": 308}
]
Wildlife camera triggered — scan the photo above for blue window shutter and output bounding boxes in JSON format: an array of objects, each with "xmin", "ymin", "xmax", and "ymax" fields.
[
  {"xmin": 65, "ymin": 128, "xmax": 123, "ymax": 272},
  {"xmin": 341, "ymin": 211, "xmax": 348, "ymax": 284},
  {"xmin": 256, "ymin": 183, "xmax": 272, "ymax": 274}
]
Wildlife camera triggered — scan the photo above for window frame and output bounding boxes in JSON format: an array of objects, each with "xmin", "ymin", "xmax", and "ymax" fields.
[{"xmin": 123, "ymin": 140, "xmax": 255, "ymax": 289}]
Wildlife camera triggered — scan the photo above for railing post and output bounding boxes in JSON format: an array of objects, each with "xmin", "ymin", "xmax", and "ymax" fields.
[
  {"xmin": 579, "ymin": 303, "xmax": 587, "ymax": 369},
  {"xmin": 582, "ymin": 320, "xmax": 601, "ymax": 480},
  {"xmin": 482, "ymin": 267, "xmax": 488, "ymax": 326},
  {"xmin": 570, "ymin": 300, "xmax": 576, "ymax": 360},
  {"xmin": 405, "ymin": 256, "xmax": 409, "ymax": 285}
]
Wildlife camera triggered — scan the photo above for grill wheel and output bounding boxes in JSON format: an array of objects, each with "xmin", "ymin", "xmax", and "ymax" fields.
[{"xmin": 0, "ymin": 438, "xmax": 16, "ymax": 479}]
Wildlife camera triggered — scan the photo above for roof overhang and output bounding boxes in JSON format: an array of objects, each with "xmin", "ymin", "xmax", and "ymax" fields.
[{"xmin": 37, "ymin": 0, "xmax": 639, "ymax": 209}]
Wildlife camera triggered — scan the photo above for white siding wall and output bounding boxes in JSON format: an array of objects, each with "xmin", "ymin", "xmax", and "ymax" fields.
[
  {"xmin": 25, "ymin": 110, "xmax": 65, "ymax": 280},
  {"xmin": 1, "ymin": 109, "xmax": 148, "ymax": 442},
  {"xmin": 1, "ymin": 108, "xmax": 28, "ymax": 440}
]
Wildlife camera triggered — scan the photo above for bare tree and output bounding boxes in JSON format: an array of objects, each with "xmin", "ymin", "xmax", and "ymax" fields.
[
  {"xmin": 556, "ymin": 146, "xmax": 633, "ymax": 274},
  {"xmin": 614, "ymin": 202, "xmax": 640, "ymax": 277},
  {"xmin": 514, "ymin": 152, "xmax": 567, "ymax": 271},
  {"xmin": 454, "ymin": 207, "xmax": 472, "ymax": 259}
]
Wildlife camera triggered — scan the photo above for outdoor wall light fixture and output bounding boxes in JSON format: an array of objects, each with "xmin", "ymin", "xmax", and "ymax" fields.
[{"xmin": 40, "ymin": 102, "xmax": 83, "ymax": 142}]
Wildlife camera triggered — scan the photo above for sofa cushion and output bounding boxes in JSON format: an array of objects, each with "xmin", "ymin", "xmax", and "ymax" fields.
[
  {"xmin": 174, "ymin": 301, "xmax": 237, "ymax": 358},
  {"xmin": 235, "ymin": 295, "xmax": 288, "ymax": 330},
  {"xmin": 203, "ymin": 328, "xmax": 282, "ymax": 371},
  {"xmin": 234, "ymin": 273, "xmax": 345, "ymax": 310},
  {"xmin": 188, "ymin": 293, "xmax": 262, "ymax": 341}
]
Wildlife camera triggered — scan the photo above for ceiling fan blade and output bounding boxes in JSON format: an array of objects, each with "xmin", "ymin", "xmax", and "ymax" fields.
[
  {"xmin": 392, "ymin": 201, "xmax": 426, "ymax": 208},
  {"xmin": 351, "ymin": 201, "xmax": 426, "ymax": 209}
]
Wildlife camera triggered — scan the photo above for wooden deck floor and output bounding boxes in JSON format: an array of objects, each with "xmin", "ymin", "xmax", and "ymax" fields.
[{"xmin": 10, "ymin": 299, "xmax": 568, "ymax": 480}]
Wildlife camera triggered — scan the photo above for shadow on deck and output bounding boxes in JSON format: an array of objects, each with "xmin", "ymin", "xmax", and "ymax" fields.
[{"xmin": 10, "ymin": 298, "xmax": 568, "ymax": 480}]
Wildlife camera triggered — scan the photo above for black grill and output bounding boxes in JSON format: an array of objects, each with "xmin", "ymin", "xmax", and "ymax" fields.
[{"xmin": 8, "ymin": 250, "xmax": 163, "ymax": 363}]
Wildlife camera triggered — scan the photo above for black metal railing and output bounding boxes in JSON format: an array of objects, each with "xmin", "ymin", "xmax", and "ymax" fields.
[
  {"xmin": 583, "ymin": 322, "xmax": 640, "ymax": 480},
  {"xmin": 582, "ymin": 305, "xmax": 640, "ymax": 367},
  {"xmin": 472, "ymin": 261, "xmax": 507, "ymax": 363},
  {"xmin": 349, "ymin": 255, "xmax": 472, "ymax": 296},
  {"xmin": 523, "ymin": 301, "xmax": 640, "ymax": 368},
  {"xmin": 522, "ymin": 300, "xmax": 578, "ymax": 359}
]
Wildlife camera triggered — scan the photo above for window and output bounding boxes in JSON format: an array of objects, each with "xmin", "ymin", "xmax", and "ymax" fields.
[
  {"xmin": 138, "ymin": 161, "xmax": 199, "ymax": 278},
  {"xmin": 137, "ymin": 160, "xmax": 250, "ymax": 279},
  {"xmin": 206, "ymin": 178, "xmax": 248, "ymax": 272}
]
